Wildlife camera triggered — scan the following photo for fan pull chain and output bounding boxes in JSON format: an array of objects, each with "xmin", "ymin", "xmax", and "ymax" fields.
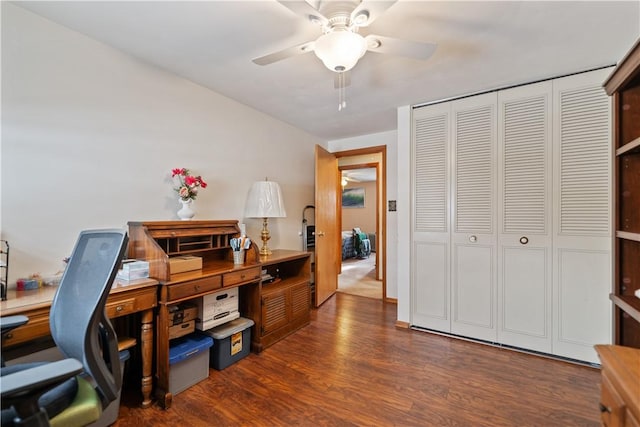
[{"xmin": 337, "ymin": 72, "xmax": 347, "ymax": 111}]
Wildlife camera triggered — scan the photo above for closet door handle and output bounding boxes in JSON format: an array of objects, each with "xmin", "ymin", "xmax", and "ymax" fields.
[
  {"xmin": 317, "ymin": 231, "xmax": 325, "ymax": 237},
  {"xmin": 520, "ymin": 236, "xmax": 529, "ymax": 245},
  {"xmin": 469, "ymin": 235, "xmax": 477, "ymax": 243}
]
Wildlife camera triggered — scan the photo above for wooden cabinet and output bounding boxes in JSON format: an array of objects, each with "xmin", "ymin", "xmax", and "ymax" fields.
[
  {"xmin": 595, "ymin": 345, "xmax": 640, "ymax": 427},
  {"xmin": 128, "ymin": 220, "xmax": 260, "ymax": 409},
  {"xmin": 241, "ymin": 250, "xmax": 311, "ymax": 352},
  {"xmin": 604, "ymin": 38, "xmax": 640, "ymax": 348}
]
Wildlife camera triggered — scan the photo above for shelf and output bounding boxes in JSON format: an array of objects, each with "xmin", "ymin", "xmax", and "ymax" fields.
[
  {"xmin": 611, "ymin": 294, "xmax": 640, "ymax": 324},
  {"xmin": 616, "ymin": 136, "xmax": 640, "ymax": 156},
  {"xmin": 616, "ymin": 231, "xmax": 640, "ymax": 242},
  {"xmin": 262, "ymin": 276, "xmax": 307, "ymax": 295},
  {"xmin": 166, "ymin": 246, "xmax": 231, "ymax": 256}
]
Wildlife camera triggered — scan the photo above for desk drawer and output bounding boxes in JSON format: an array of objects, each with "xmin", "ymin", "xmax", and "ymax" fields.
[
  {"xmin": 223, "ymin": 267, "xmax": 261, "ymax": 287},
  {"xmin": 167, "ymin": 276, "xmax": 222, "ymax": 301},
  {"xmin": 2, "ymin": 307, "xmax": 51, "ymax": 348},
  {"xmin": 106, "ymin": 288, "xmax": 157, "ymax": 318}
]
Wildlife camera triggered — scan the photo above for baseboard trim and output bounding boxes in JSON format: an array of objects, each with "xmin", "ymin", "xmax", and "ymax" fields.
[
  {"xmin": 410, "ymin": 326, "xmax": 600, "ymax": 368},
  {"xmin": 395, "ymin": 320, "xmax": 410, "ymax": 329}
]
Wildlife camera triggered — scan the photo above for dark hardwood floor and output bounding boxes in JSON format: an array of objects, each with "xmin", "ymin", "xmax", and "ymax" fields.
[{"xmin": 115, "ymin": 293, "xmax": 601, "ymax": 426}]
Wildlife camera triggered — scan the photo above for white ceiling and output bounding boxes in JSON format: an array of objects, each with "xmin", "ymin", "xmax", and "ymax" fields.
[{"xmin": 13, "ymin": 1, "xmax": 639, "ymax": 141}]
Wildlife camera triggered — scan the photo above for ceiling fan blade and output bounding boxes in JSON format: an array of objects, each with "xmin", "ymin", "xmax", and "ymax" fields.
[
  {"xmin": 277, "ymin": 0, "xmax": 329, "ymax": 27},
  {"xmin": 365, "ymin": 35, "xmax": 437, "ymax": 60},
  {"xmin": 252, "ymin": 41, "xmax": 315, "ymax": 66},
  {"xmin": 334, "ymin": 71, "xmax": 351, "ymax": 89},
  {"xmin": 350, "ymin": 1, "xmax": 397, "ymax": 27}
]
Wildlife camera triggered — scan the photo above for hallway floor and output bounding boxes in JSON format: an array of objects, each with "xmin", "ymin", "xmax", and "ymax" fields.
[{"xmin": 337, "ymin": 255, "xmax": 381, "ymax": 299}]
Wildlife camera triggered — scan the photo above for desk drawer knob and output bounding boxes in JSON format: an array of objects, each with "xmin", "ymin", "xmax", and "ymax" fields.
[
  {"xmin": 599, "ymin": 403, "xmax": 611, "ymax": 413},
  {"xmin": 194, "ymin": 285, "xmax": 201, "ymax": 291},
  {"xmin": 116, "ymin": 305, "xmax": 124, "ymax": 312},
  {"xmin": 241, "ymin": 274, "xmax": 246, "ymax": 280},
  {"xmin": 5, "ymin": 333, "xmax": 12, "ymax": 339}
]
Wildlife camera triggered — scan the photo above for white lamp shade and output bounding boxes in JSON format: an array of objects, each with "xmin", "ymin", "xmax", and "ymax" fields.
[
  {"xmin": 314, "ymin": 30, "xmax": 367, "ymax": 72},
  {"xmin": 245, "ymin": 181, "xmax": 287, "ymax": 218}
]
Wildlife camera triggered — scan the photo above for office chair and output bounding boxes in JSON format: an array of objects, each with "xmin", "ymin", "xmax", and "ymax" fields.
[{"xmin": 1, "ymin": 229, "xmax": 128, "ymax": 427}]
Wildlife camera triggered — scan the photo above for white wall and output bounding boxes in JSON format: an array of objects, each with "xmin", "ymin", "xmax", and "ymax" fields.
[
  {"xmin": 396, "ymin": 107, "xmax": 411, "ymax": 322},
  {"xmin": 328, "ymin": 130, "xmax": 398, "ymax": 299},
  {"xmin": 1, "ymin": 4, "xmax": 323, "ymax": 284}
]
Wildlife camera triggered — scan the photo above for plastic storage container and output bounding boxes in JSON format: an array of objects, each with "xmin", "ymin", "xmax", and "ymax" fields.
[
  {"xmin": 204, "ymin": 317, "xmax": 254, "ymax": 370},
  {"xmin": 88, "ymin": 350, "xmax": 129, "ymax": 427},
  {"xmin": 168, "ymin": 333, "xmax": 214, "ymax": 395}
]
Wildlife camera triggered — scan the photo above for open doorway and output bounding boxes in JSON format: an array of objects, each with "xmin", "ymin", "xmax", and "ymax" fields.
[
  {"xmin": 334, "ymin": 146, "xmax": 386, "ymax": 301},
  {"xmin": 338, "ymin": 167, "xmax": 380, "ymax": 299}
]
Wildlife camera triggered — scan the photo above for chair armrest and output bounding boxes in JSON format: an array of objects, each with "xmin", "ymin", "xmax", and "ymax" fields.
[
  {"xmin": 1, "ymin": 359, "xmax": 83, "ymax": 398},
  {"xmin": 0, "ymin": 315, "xmax": 29, "ymax": 334}
]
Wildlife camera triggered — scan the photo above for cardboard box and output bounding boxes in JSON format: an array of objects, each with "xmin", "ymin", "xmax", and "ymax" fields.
[
  {"xmin": 169, "ymin": 255, "xmax": 202, "ymax": 274},
  {"xmin": 169, "ymin": 320, "xmax": 195, "ymax": 340},
  {"xmin": 194, "ymin": 287, "xmax": 239, "ymax": 330},
  {"xmin": 168, "ymin": 303, "xmax": 198, "ymax": 326}
]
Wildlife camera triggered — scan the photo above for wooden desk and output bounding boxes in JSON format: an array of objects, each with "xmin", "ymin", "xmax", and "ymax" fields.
[
  {"xmin": 595, "ymin": 345, "xmax": 640, "ymax": 427},
  {"xmin": 128, "ymin": 220, "xmax": 262, "ymax": 409},
  {"xmin": 0, "ymin": 278, "xmax": 158, "ymax": 408}
]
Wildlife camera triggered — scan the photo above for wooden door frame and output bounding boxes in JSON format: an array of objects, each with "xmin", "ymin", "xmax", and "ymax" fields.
[{"xmin": 334, "ymin": 145, "xmax": 387, "ymax": 301}]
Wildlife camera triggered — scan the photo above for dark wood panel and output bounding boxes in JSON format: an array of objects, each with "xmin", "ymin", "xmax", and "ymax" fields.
[
  {"xmin": 618, "ymin": 234, "xmax": 640, "ymax": 346},
  {"xmin": 115, "ymin": 294, "xmax": 601, "ymax": 426},
  {"xmin": 619, "ymin": 239, "xmax": 640, "ymax": 298},
  {"xmin": 620, "ymin": 86, "xmax": 640, "ymax": 146},
  {"xmin": 618, "ymin": 154, "xmax": 640, "ymax": 234}
]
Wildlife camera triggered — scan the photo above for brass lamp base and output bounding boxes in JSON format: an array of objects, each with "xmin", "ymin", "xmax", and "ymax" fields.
[{"xmin": 259, "ymin": 217, "xmax": 272, "ymax": 256}]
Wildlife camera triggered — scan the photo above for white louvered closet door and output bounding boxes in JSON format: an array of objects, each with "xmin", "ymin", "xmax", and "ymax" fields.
[
  {"xmin": 552, "ymin": 69, "xmax": 612, "ymax": 363},
  {"xmin": 450, "ymin": 93, "xmax": 498, "ymax": 341},
  {"xmin": 412, "ymin": 102, "xmax": 451, "ymax": 332},
  {"xmin": 497, "ymin": 81, "xmax": 553, "ymax": 353}
]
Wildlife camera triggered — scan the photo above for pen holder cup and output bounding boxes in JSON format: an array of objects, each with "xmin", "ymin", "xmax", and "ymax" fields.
[{"xmin": 233, "ymin": 250, "xmax": 245, "ymax": 265}]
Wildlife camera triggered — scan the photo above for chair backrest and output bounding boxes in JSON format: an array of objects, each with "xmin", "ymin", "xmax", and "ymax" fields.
[{"xmin": 50, "ymin": 229, "xmax": 128, "ymax": 408}]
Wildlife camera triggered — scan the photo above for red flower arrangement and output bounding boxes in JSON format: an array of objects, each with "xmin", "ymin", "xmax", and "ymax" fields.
[{"xmin": 171, "ymin": 168, "xmax": 207, "ymax": 201}]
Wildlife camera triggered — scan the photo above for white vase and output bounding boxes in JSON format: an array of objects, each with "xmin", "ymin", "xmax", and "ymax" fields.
[{"xmin": 177, "ymin": 199, "xmax": 195, "ymax": 220}]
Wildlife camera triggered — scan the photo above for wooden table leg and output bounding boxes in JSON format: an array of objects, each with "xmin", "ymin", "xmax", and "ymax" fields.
[
  {"xmin": 140, "ymin": 308, "xmax": 154, "ymax": 408},
  {"xmin": 155, "ymin": 303, "xmax": 172, "ymax": 409}
]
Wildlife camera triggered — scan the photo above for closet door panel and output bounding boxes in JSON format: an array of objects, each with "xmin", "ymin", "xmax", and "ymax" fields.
[
  {"xmin": 412, "ymin": 241, "xmax": 450, "ymax": 330},
  {"xmin": 452, "ymin": 244, "xmax": 494, "ymax": 335},
  {"xmin": 412, "ymin": 103, "xmax": 451, "ymax": 332},
  {"xmin": 450, "ymin": 93, "xmax": 498, "ymax": 341},
  {"xmin": 552, "ymin": 68, "xmax": 612, "ymax": 363},
  {"xmin": 501, "ymin": 246, "xmax": 549, "ymax": 346},
  {"xmin": 555, "ymin": 249, "xmax": 610, "ymax": 362},
  {"xmin": 497, "ymin": 81, "xmax": 553, "ymax": 353}
]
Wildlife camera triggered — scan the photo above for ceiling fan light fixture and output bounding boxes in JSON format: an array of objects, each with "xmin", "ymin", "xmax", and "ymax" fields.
[{"xmin": 314, "ymin": 30, "xmax": 367, "ymax": 72}]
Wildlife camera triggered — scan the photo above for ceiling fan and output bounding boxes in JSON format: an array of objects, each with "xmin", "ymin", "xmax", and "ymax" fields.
[{"xmin": 252, "ymin": 0, "xmax": 437, "ymax": 110}]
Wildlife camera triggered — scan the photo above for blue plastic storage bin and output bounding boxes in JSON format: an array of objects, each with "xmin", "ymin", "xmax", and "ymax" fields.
[{"xmin": 169, "ymin": 333, "xmax": 213, "ymax": 395}]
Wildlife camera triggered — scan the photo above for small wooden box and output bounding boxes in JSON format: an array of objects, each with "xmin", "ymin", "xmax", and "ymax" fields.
[
  {"xmin": 169, "ymin": 256, "xmax": 202, "ymax": 274},
  {"xmin": 169, "ymin": 304, "xmax": 198, "ymax": 326},
  {"xmin": 169, "ymin": 320, "xmax": 195, "ymax": 340}
]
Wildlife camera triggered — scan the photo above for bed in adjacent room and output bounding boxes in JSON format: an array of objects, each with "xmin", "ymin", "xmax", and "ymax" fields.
[
  {"xmin": 341, "ymin": 231, "xmax": 356, "ymax": 260},
  {"xmin": 342, "ymin": 229, "xmax": 374, "ymax": 260}
]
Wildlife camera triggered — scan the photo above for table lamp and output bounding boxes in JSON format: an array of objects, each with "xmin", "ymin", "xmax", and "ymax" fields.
[{"xmin": 245, "ymin": 180, "xmax": 287, "ymax": 256}]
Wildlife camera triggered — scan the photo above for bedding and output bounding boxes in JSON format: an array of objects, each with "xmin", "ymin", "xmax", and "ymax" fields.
[
  {"xmin": 341, "ymin": 231, "xmax": 356, "ymax": 260},
  {"xmin": 342, "ymin": 229, "xmax": 374, "ymax": 259}
]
